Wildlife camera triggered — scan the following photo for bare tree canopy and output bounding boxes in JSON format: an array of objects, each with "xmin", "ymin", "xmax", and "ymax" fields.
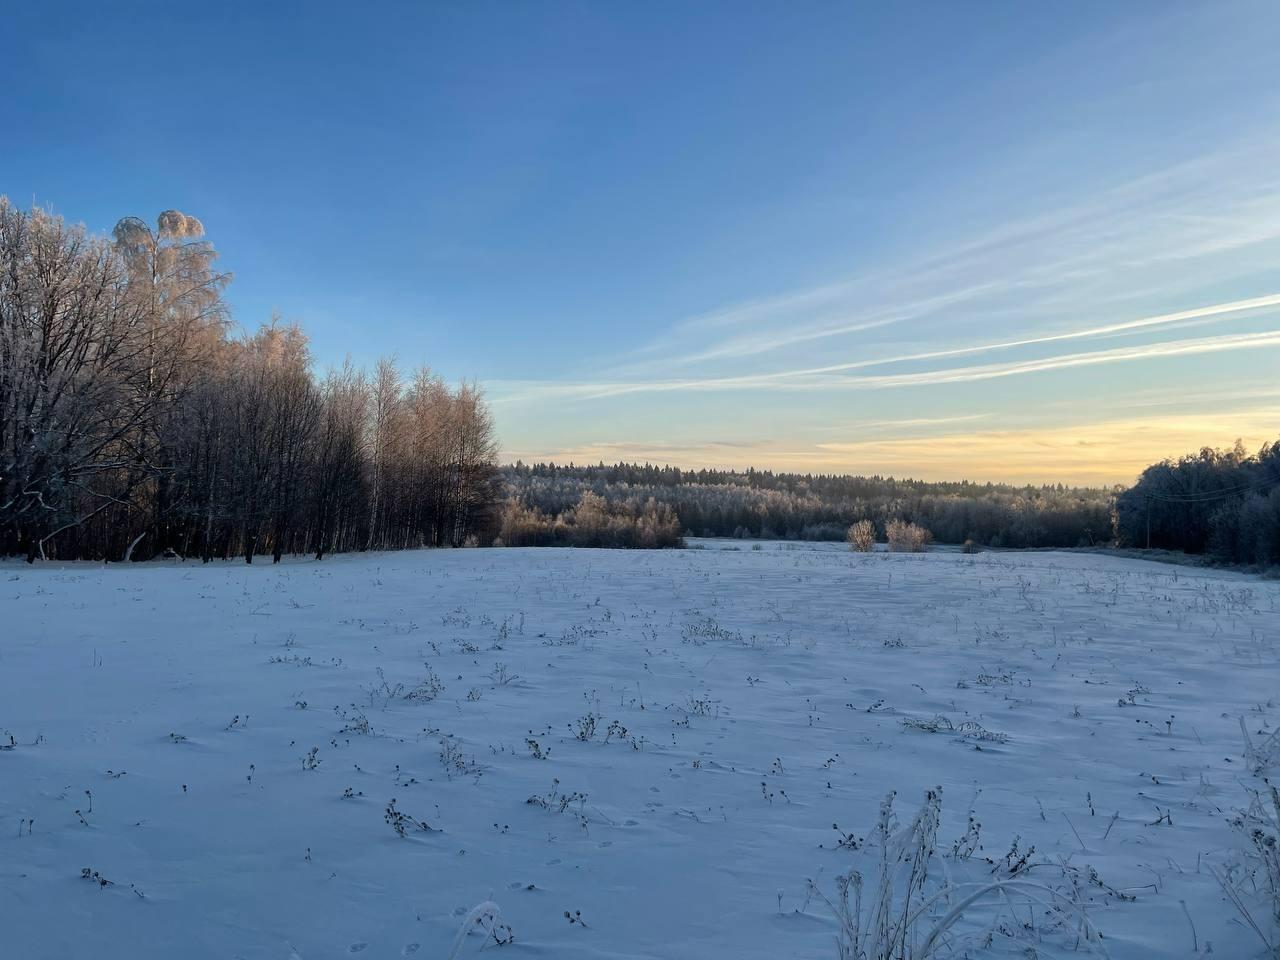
[{"xmin": 0, "ymin": 198, "xmax": 499, "ymax": 562}]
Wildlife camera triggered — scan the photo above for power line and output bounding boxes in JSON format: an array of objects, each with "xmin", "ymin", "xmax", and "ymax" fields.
[{"xmin": 1141, "ymin": 472, "xmax": 1280, "ymax": 503}]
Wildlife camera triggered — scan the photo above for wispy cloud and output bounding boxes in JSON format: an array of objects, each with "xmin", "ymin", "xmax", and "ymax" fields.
[
  {"xmin": 803, "ymin": 329, "xmax": 1280, "ymax": 391},
  {"xmin": 502, "ymin": 438, "xmax": 770, "ymax": 463},
  {"xmin": 833, "ymin": 414, "xmax": 992, "ymax": 432},
  {"xmin": 805, "ymin": 408, "xmax": 1280, "ymax": 484},
  {"xmin": 496, "ymin": 133, "xmax": 1280, "ymax": 480},
  {"xmin": 492, "ymin": 326, "xmax": 1280, "ymax": 402},
  {"xmin": 609, "ymin": 135, "xmax": 1280, "ymax": 377},
  {"xmin": 765, "ymin": 293, "xmax": 1280, "ymax": 380},
  {"xmin": 504, "ymin": 408, "xmax": 1280, "ymax": 485}
]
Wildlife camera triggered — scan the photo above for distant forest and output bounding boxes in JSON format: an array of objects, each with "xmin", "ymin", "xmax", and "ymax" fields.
[
  {"xmin": 501, "ymin": 462, "xmax": 1115, "ymax": 549},
  {"xmin": 504, "ymin": 442, "xmax": 1280, "ymax": 567}
]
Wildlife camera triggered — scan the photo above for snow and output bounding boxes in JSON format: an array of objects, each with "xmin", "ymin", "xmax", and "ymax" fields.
[{"xmin": 2, "ymin": 544, "xmax": 1277, "ymax": 959}]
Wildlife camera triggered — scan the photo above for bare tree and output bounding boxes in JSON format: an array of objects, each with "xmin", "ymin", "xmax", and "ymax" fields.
[
  {"xmin": 111, "ymin": 210, "xmax": 230, "ymax": 557},
  {"xmin": 1, "ymin": 198, "xmax": 499, "ymax": 563},
  {"xmin": 364, "ymin": 357, "xmax": 401, "ymax": 550},
  {"xmin": 1, "ymin": 201, "xmax": 152, "ymax": 558}
]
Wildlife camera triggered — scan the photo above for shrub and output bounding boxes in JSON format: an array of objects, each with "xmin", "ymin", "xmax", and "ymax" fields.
[
  {"xmin": 493, "ymin": 493, "xmax": 682, "ymax": 549},
  {"xmin": 846, "ymin": 520, "xmax": 876, "ymax": 552},
  {"xmin": 886, "ymin": 519, "xmax": 931, "ymax": 553}
]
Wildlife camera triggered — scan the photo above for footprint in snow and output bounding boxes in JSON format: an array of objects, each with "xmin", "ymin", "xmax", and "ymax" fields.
[
  {"xmin": 401, "ymin": 944, "xmax": 420, "ymax": 956},
  {"xmin": 347, "ymin": 944, "xmax": 368, "ymax": 955}
]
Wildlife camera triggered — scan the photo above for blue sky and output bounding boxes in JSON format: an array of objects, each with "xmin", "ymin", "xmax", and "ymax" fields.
[{"xmin": 5, "ymin": 2, "xmax": 1280, "ymax": 483}]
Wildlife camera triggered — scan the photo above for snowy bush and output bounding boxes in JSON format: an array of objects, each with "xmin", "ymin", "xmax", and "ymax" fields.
[
  {"xmin": 847, "ymin": 520, "xmax": 876, "ymax": 552},
  {"xmin": 886, "ymin": 520, "xmax": 932, "ymax": 553},
  {"xmin": 494, "ymin": 493, "xmax": 683, "ymax": 548}
]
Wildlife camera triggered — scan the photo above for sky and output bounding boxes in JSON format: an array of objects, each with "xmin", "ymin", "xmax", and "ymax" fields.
[{"xmin": 4, "ymin": 1, "xmax": 1280, "ymax": 485}]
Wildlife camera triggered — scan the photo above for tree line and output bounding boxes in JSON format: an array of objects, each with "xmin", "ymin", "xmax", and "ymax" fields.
[
  {"xmin": 506, "ymin": 441, "xmax": 1280, "ymax": 565},
  {"xmin": 1, "ymin": 199, "xmax": 498, "ymax": 562},
  {"xmin": 1114, "ymin": 439, "xmax": 1280, "ymax": 567},
  {"xmin": 503, "ymin": 462, "xmax": 1115, "ymax": 548}
]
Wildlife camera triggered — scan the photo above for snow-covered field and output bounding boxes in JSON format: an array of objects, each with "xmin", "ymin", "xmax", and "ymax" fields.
[{"xmin": 2, "ymin": 545, "xmax": 1278, "ymax": 959}]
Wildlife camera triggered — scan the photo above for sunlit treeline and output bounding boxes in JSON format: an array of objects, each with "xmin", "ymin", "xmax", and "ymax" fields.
[
  {"xmin": 0, "ymin": 199, "xmax": 498, "ymax": 562},
  {"xmin": 503, "ymin": 462, "xmax": 1115, "ymax": 548}
]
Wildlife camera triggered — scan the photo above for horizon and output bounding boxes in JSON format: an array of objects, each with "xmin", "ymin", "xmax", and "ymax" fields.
[
  {"xmin": 6, "ymin": 2, "xmax": 1280, "ymax": 485},
  {"xmin": 496, "ymin": 428, "xmax": 1270, "ymax": 489},
  {"xmin": 500, "ymin": 457, "xmax": 1128, "ymax": 491}
]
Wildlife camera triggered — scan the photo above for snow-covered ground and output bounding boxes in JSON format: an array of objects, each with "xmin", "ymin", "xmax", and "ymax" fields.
[{"xmin": 2, "ymin": 545, "xmax": 1277, "ymax": 959}]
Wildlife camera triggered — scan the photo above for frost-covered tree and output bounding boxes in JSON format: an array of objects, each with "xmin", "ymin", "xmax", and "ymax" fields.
[
  {"xmin": 0, "ymin": 198, "xmax": 499, "ymax": 561},
  {"xmin": 847, "ymin": 519, "xmax": 876, "ymax": 552},
  {"xmin": 0, "ymin": 200, "xmax": 155, "ymax": 558}
]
